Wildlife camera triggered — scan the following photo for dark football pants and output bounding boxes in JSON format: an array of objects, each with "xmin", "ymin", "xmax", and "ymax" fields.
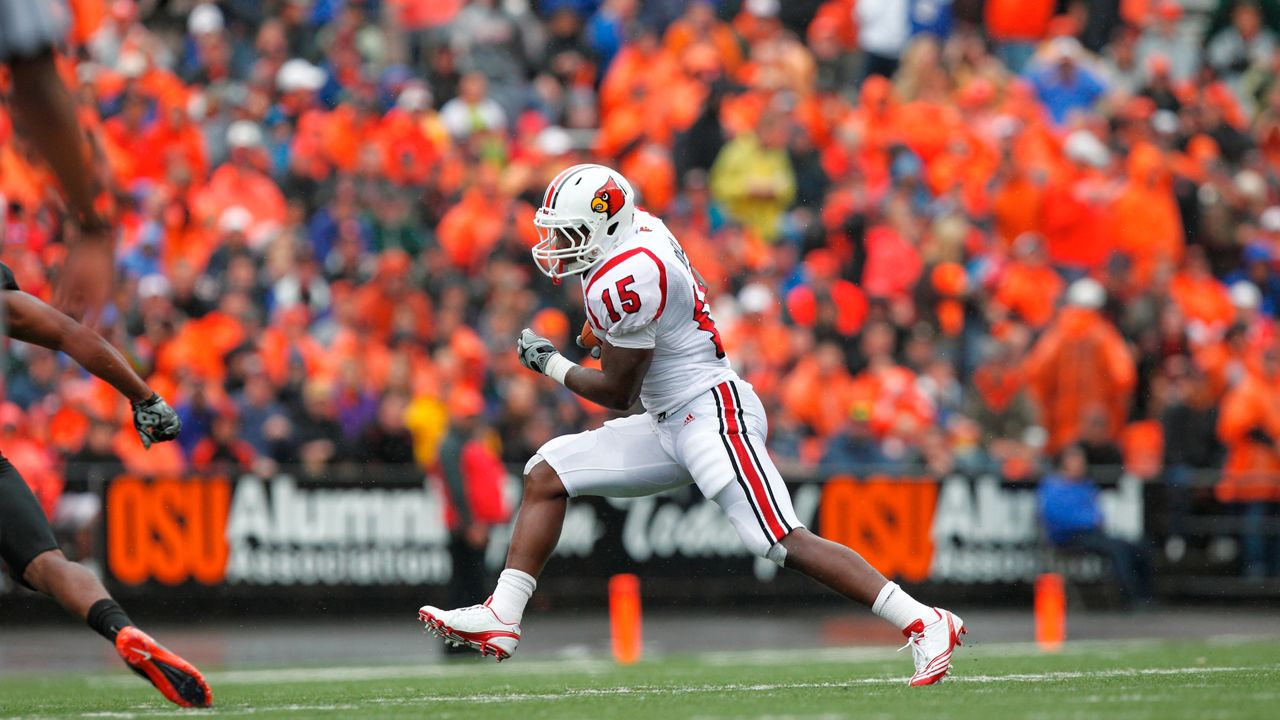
[{"xmin": 0, "ymin": 453, "xmax": 60, "ymax": 589}]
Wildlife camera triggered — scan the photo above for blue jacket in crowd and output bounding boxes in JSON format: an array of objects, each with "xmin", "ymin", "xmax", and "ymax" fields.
[{"xmin": 1038, "ymin": 473, "xmax": 1103, "ymax": 545}]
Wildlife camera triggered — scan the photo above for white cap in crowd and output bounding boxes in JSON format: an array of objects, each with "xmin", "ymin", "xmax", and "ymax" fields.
[
  {"xmin": 738, "ymin": 283, "xmax": 776, "ymax": 315},
  {"xmin": 219, "ymin": 206, "xmax": 252, "ymax": 234},
  {"xmin": 1063, "ymin": 129, "xmax": 1110, "ymax": 169},
  {"xmin": 1229, "ymin": 280, "xmax": 1262, "ymax": 311},
  {"xmin": 396, "ymin": 82, "xmax": 433, "ymax": 112},
  {"xmin": 535, "ymin": 126, "xmax": 572, "ymax": 157},
  {"xmin": 138, "ymin": 274, "xmax": 172, "ymax": 300},
  {"xmin": 187, "ymin": 3, "xmax": 224, "ymax": 36},
  {"xmin": 276, "ymin": 59, "xmax": 326, "ymax": 94},
  {"xmin": 226, "ymin": 120, "xmax": 264, "ymax": 149},
  {"xmin": 1066, "ymin": 278, "xmax": 1106, "ymax": 309},
  {"xmin": 1260, "ymin": 206, "xmax": 1280, "ymax": 233}
]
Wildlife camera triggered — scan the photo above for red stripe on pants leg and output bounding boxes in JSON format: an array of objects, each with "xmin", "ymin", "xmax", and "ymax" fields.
[{"xmin": 716, "ymin": 383, "xmax": 786, "ymax": 540}]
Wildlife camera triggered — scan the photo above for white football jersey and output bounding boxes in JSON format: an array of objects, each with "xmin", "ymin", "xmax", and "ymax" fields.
[{"xmin": 581, "ymin": 210, "xmax": 737, "ymax": 416}]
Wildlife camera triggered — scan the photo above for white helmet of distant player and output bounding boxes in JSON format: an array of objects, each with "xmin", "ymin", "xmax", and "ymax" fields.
[{"xmin": 532, "ymin": 164, "xmax": 636, "ymax": 280}]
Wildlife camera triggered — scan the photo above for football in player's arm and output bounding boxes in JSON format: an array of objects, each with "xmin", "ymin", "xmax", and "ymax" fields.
[
  {"xmin": 519, "ymin": 229, "xmax": 671, "ymax": 410},
  {"xmin": 519, "ymin": 327, "xmax": 650, "ymax": 411}
]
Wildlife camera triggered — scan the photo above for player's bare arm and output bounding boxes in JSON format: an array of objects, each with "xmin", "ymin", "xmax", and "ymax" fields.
[
  {"xmin": 8, "ymin": 50, "xmax": 115, "ymax": 321},
  {"xmin": 517, "ymin": 328, "xmax": 651, "ymax": 411},
  {"xmin": 3, "ymin": 289, "xmax": 180, "ymax": 448},
  {"xmin": 8, "ymin": 52, "xmax": 109, "ymax": 231},
  {"xmin": 563, "ymin": 340, "xmax": 651, "ymax": 410},
  {"xmin": 5, "ymin": 290, "xmax": 149, "ymax": 402}
]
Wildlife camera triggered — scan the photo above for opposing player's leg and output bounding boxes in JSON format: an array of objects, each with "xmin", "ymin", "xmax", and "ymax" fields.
[
  {"xmin": 1, "ymin": 457, "xmax": 211, "ymax": 706},
  {"xmin": 2, "ymin": 2, "xmax": 116, "ymax": 320},
  {"xmin": 23, "ymin": 552, "xmax": 213, "ymax": 706},
  {"xmin": 420, "ymin": 413, "xmax": 689, "ymax": 660},
  {"xmin": 681, "ymin": 381, "xmax": 964, "ymax": 686}
]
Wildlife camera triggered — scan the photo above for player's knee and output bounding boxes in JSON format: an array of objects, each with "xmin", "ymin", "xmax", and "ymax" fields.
[
  {"xmin": 737, "ymin": 533, "xmax": 788, "ymax": 566},
  {"xmin": 715, "ymin": 486, "xmax": 795, "ymax": 564},
  {"xmin": 766, "ymin": 541, "xmax": 789, "ymax": 566},
  {"xmin": 522, "ymin": 457, "xmax": 567, "ymax": 501},
  {"xmin": 727, "ymin": 517, "xmax": 790, "ymax": 565},
  {"xmin": 776, "ymin": 527, "xmax": 822, "ymax": 566},
  {"xmin": 20, "ymin": 549, "xmax": 66, "ymax": 592}
]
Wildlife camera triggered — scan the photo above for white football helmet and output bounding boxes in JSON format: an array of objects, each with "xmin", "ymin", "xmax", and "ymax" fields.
[{"xmin": 532, "ymin": 164, "xmax": 636, "ymax": 280}]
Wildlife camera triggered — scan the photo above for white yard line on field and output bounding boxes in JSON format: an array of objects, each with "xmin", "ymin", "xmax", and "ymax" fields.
[
  {"xmin": 362, "ymin": 665, "xmax": 1268, "ymax": 705},
  {"xmin": 115, "ymin": 657, "xmax": 613, "ymax": 688},
  {"xmin": 694, "ymin": 637, "xmax": 1192, "ymax": 668},
  {"xmin": 78, "ymin": 635, "xmax": 1267, "ymax": 690},
  {"xmin": 77, "ymin": 706, "xmax": 359, "ymax": 718},
  {"xmin": 25, "ymin": 664, "xmax": 1269, "ymax": 719}
]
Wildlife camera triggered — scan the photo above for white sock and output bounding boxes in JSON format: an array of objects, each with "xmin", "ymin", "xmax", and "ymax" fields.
[
  {"xmin": 488, "ymin": 568, "xmax": 536, "ymax": 624},
  {"xmin": 872, "ymin": 582, "xmax": 934, "ymax": 632}
]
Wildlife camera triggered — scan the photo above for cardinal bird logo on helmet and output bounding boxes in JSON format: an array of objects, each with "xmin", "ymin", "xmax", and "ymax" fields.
[{"xmin": 590, "ymin": 177, "xmax": 624, "ymax": 218}]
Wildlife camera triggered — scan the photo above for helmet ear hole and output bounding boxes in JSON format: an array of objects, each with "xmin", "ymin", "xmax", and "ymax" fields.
[{"xmin": 607, "ymin": 222, "xmax": 619, "ymax": 235}]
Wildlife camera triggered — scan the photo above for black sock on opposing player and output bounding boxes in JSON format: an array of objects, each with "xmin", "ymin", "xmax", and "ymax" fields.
[{"xmin": 87, "ymin": 599, "xmax": 134, "ymax": 642}]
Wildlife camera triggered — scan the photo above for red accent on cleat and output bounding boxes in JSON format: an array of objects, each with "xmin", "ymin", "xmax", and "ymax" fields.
[
  {"xmin": 418, "ymin": 608, "xmax": 518, "ymax": 662},
  {"xmin": 115, "ymin": 627, "xmax": 212, "ymax": 707},
  {"xmin": 907, "ymin": 611, "xmax": 966, "ymax": 687}
]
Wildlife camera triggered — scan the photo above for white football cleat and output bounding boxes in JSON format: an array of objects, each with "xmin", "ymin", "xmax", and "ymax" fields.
[
  {"xmin": 419, "ymin": 599, "xmax": 521, "ymax": 661},
  {"xmin": 901, "ymin": 608, "xmax": 966, "ymax": 686}
]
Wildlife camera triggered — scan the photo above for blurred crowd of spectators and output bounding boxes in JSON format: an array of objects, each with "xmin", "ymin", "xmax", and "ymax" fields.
[{"xmin": 5, "ymin": 0, "xmax": 1280, "ymax": 565}]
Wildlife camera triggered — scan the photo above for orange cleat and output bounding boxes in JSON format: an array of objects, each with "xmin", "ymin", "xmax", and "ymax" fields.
[{"xmin": 114, "ymin": 627, "xmax": 213, "ymax": 707}]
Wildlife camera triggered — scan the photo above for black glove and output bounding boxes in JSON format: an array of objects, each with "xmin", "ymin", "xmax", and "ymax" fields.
[
  {"xmin": 517, "ymin": 328, "xmax": 559, "ymax": 374},
  {"xmin": 576, "ymin": 333, "xmax": 602, "ymax": 359},
  {"xmin": 132, "ymin": 394, "xmax": 181, "ymax": 449}
]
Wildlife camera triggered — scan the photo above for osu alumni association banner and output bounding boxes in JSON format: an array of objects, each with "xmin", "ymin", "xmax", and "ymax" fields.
[
  {"xmin": 95, "ymin": 470, "xmax": 1144, "ymax": 602},
  {"xmin": 104, "ymin": 475, "xmax": 452, "ymax": 589}
]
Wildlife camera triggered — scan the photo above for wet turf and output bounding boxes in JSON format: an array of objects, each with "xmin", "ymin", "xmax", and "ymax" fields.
[{"xmin": 1, "ymin": 637, "xmax": 1276, "ymax": 719}]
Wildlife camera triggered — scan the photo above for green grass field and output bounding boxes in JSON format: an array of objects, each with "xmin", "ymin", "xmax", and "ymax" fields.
[{"xmin": 1, "ymin": 637, "xmax": 1276, "ymax": 719}]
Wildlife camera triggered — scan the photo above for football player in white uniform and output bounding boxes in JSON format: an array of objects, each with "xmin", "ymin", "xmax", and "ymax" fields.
[{"xmin": 420, "ymin": 164, "xmax": 965, "ymax": 685}]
